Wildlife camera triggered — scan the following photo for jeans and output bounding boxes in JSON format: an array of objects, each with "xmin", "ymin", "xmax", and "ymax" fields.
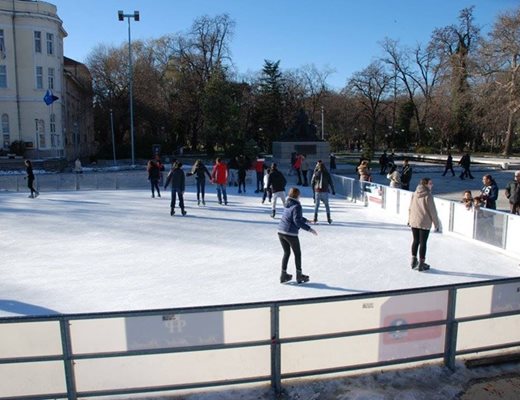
[
  {"xmin": 170, "ymin": 189, "xmax": 185, "ymax": 211},
  {"xmin": 272, "ymin": 191, "xmax": 286, "ymax": 210},
  {"xmin": 278, "ymin": 233, "xmax": 302, "ymax": 272},
  {"xmin": 411, "ymin": 228, "xmax": 430, "ymax": 260},
  {"xmin": 256, "ymin": 172, "xmax": 263, "ymax": 191},
  {"xmin": 216, "ymin": 184, "xmax": 228, "ymax": 204},
  {"xmin": 196, "ymin": 179, "xmax": 206, "ymax": 201},
  {"xmin": 314, "ymin": 191, "xmax": 330, "ymax": 214}
]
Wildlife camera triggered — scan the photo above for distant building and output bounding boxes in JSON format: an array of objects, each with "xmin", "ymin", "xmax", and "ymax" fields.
[{"xmin": 0, "ymin": 0, "xmax": 94, "ymax": 160}]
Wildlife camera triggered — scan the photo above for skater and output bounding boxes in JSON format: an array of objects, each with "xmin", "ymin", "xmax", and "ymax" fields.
[
  {"xmin": 262, "ymin": 168, "xmax": 272, "ymax": 204},
  {"xmin": 74, "ymin": 158, "xmax": 83, "ymax": 174},
  {"xmin": 311, "ymin": 162, "xmax": 336, "ymax": 224},
  {"xmin": 147, "ymin": 160, "xmax": 161, "ymax": 198},
  {"xmin": 386, "ymin": 164, "xmax": 401, "ymax": 188},
  {"xmin": 211, "ymin": 158, "xmax": 228, "ymax": 205},
  {"xmin": 442, "ymin": 152, "xmax": 455, "ymax": 177},
  {"xmin": 24, "ymin": 159, "xmax": 39, "ymax": 198},
  {"xmin": 301, "ymin": 154, "xmax": 310, "ymax": 186},
  {"xmin": 505, "ymin": 171, "xmax": 520, "ymax": 215},
  {"xmin": 458, "ymin": 153, "xmax": 474, "ymax": 180},
  {"xmin": 480, "ymin": 174, "xmax": 498, "ymax": 210},
  {"xmin": 164, "ymin": 162, "xmax": 186, "ymax": 216},
  {"xmin": 293, "ymin": 154, "xmax": 303, "ymax": 185},
  {"xmin": 237, "ymin": 155, "xmax": 247, "ymax": 194},
  {"xmin": 277, "ymin": 187, "xmax": 317, "ymax": 284},
  {"xmin": 227, "ymin": 156, "xmax": 238, "ymax": 187},
  {"xmin": 188, "ymin": 159, "xmax": 211, "ymax": 206},
  {"xmin": 266, "ymin": 163, "xmax": 287, "ymax": 218},
  {"xmin": 408, "ymin": 178, "xmax": 441, "ymax": 271},
  {"xmin": 254, "ymin": 155, "xmax": 265, "ymax": 193},
  {"xmin": 400, "ymin": 158, "xmax": 412, "ymax": 190}
]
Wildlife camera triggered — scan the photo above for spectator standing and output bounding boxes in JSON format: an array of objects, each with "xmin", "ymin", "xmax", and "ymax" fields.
[
  {"xmin": 461, "ymin": 190, "xmax": 473, "ymax": 210},
  {"xmin": 379, "ymin": 151, "xmax": 388, "ymax": 174},
  {"xmin": 505, "ymin": 171, "xmax": 520, "ymax": 215},
  {"xmin": 458, "ymin": 153, "xmax": 474, "ymax": 180},
  {"xmin": 480, "ymin": 174, "xmax": 499, "ymax": 210},
  {"xmin": 211, "ymin": 158, "xmax": 228, "ymax": 205},
  {"xmin": 329, "ymin": 153, "xmax": 337, "ymax": 172},
  {"xmin": 311, "ymin": 163, "xmax": 336, "ymax": 224},
  {"xmin": 188, "ymin": 159, "xmax": 211, "ymax": 206},
  {"xmin": 266, "ymin": 163, "xmax": 287, "ymax": 218},
  {"xmin": 147, "ymin": 160, "xmax": 161, "ymax": 198},
  {"xmin": 164, "ymin": 162, "xmax": 187, "ymax": 216},
  {"xmin": 400, "ymin": 158, "xmax": 412, "ymax": 190},
  {"xmin": 442, "ymin": 152, "xmax": 455, "ymax": 177},
  {"xmin": 386, "ymin": 164, "xmax": 401, "ymax": 188},
  {"xmin": 277, "ymin": 187, "xmax": 317, "ymax": 284},
  {"xmin": 24, "ymin": 159, "xmax": 39, "ymax": 198},
  {"xmin": 408, "ymin": 178, "xmax": 441, "ymax": 271}
]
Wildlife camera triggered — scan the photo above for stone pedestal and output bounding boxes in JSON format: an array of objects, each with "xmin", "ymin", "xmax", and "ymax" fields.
[{"xmin": 272, "ymin": 141, "xmax": 330, "ymax": 169}]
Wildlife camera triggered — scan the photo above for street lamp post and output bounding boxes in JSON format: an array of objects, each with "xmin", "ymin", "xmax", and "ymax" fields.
[
  {"xmin": 118, "ymin": 10, "xmax": 139, "ymax": 167},
  {"xmin": 321, "ymin": 106, "xmax": 324, "ymax": 140},
  {"xmin": 110, "ymin": 109, "xmax": 117, "ymax": 166}
]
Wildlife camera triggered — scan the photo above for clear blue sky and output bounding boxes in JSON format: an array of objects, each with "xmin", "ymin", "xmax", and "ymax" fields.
[{"xmin": 51, "ymin": 0, "xmax": 518, "ymax": 90}]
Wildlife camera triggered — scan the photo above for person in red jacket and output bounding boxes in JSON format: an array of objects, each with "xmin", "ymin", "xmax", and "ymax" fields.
[
  {"xmin": 254, "ymin": 155, "xmax": 265, "ymax": 193},
  {"xmin": 211, "ymin": 157, "xmax": 228, "ymax": 205}
]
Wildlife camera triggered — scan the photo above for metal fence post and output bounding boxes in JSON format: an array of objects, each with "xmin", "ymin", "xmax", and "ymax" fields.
[
  {"xmin": 60, "ymin": 318, "xmax": 78, "ymax": 400},
  {"xmin": 502, "ymin": 214, "xmax": 509, "ymax": 249},
  {"xmin": 75, "ymin": 174, "xmax": 80, "ymax": 191},
  {"xmin": 270, "ymin": 304, "xmax": 282, "ymax": 396},
  {"xmin": 444, "ymin": 288, "xmax": 458, "ymax": 371}
]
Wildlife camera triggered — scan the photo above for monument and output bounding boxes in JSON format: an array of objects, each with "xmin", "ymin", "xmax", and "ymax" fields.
[{"xmin": 272, "ymin": 108, "xmax": 330, "ymax": 168}]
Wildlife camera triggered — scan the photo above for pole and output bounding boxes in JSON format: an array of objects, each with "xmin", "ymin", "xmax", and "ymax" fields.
[
  {"xmin": 321, "ymin": 106, "xmax": 324, "ymax": 140},
  {"xmin": 127, "ymin": 17, "xmax": 135, "ymax": 167},
  {"xmin": 110, "ymin": 109, "xmax": 117, "ymax": 165}
]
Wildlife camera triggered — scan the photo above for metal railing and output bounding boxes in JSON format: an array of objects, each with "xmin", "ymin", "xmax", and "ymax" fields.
[{"xmin": 1, "ymin": 278, "xmax": 520, "ymax": 399}]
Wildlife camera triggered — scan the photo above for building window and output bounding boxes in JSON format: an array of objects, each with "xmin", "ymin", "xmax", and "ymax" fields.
[
  {"xmin": 1, "ymin": 113, "xmax": 8, "ymax": 134},
  {"xmin": 50, "ymin": 113, "xmax": 56, "ymax": 133},
  {"xmin": 36, "ymin": 66, "xmax": 43, "ymax": 89},
  {"xmin": 34, "ymin": 31, "xmax": 41, "ymax": 53},
  {"xmin": 46, "ymin": 33, "xmax": 54, "ymax": 55},
  {"xmin": 0, "ymin": 29, "xmax": 5, "ymax": 57},
  {"xmin": 48, "ymin": 67, "xmax": 54, "ymax": 90},
  {"xmin": 0, "ymin": 65, "xmax": 6, "ymax": 88},
  {"xmin": 36, "ymin": 118, "xmax": 46, "ymax": 148}
]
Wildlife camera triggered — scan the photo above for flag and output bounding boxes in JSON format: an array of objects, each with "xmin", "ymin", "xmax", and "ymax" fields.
[{"xmin": 43, "ymin": 90, "xmax": 59, "ymax": 105}]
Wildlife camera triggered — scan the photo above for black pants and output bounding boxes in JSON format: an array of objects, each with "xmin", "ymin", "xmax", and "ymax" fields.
[
  {"xmin": 411, "ymin": 228, "xmax": 430, "ymax": 260},
  {"xmin": 195, "ymin": 179, "xmax": 206, "ymax": 201},
  {"xmin": 150, "ymin": 179, "xmax": 160, "ymax": 197},
  {"xmin": 256, "ymin": 172, "xmax": 263, "ymax": 191},
  {"xmin": 442, "ymin": 165, "xmax": 455, "ymax": 176},
  {"xmin": 460, "ymin": 167, "xmax": 473, "ymax": 179},
  {"xmin": 262, "ymin": 188, "xmax": 272, "ymax": 202},
  {"xmin": 170, "ymin": 189, "xmax": 185, "ymax": 211},
  {"xmin": 27, "ymin": 177, "xmax": 37, "ymax": 195},
  {"xmin": 278, "ymin": 233, "xmax": 302, "ymax": 272}
]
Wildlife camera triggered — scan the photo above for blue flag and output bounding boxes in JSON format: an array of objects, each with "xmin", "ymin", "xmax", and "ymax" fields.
[{"xmin": 43, "ymin": 90, "xmax": 59, "ymax": 105}]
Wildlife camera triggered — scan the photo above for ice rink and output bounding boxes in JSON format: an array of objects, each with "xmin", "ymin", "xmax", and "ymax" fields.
[{"xmin": 2, "ymin": 184, "xmax": 519, "ymax": 318}]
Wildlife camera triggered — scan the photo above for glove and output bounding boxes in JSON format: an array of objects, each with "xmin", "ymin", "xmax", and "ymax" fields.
[{"xmin": 332, "ymin": 191, "xmax": 336, "ymax": 196}]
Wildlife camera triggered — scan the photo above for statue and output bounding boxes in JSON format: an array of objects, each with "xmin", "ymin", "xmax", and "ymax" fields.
[{"xmin": 280, "ymin": 108, "xmax": 321, "ymax": 141}]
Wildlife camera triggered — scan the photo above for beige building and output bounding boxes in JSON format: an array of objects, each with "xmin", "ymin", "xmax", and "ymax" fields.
[{"xmin": 0, "ymin": 0, "xmax": 94, "ymax": 160}]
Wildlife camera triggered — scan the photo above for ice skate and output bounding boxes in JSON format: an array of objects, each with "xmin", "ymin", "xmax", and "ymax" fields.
[
  {"xmin": 296, "ymin": 272, "xmax": 309, "ymax": 284},
  {"xmin": 411, "ymin": 256, "xmax": 418, "ymax": 270},
  {"xmin": 181, "ymin": 210, "xmax": 187, "ymax": 216},
  {"xmin": 280, "ymin": 271, "xmax": 293, "ymax": 283},
  {"xmin": 271, "ymin": 209, "xmax": 276, "ymax": 218},
  {"xmin": 418, "ymin": 259, "xmax": 430, "ymax": 271},
  {"xmin": 202, "ymin": 200, "xmax": 206, "ymax": 206},
  {"xmin": 197, "ymin": 200, "xmax": 201, "ymax": 206},
  {"xmin": 313, "ymin": 212, "xmax": 318, "ymax": 223},
  {"xmin": 327, "ymin": 213, "xmax": 332, "ymax": 224},
  {"xmin": 34, "ymin": 191, "xmax": 39, "ymax": 198},
  {"xmin": 170, "ymin": 208, "xmax": 175, "ymax": 216}
]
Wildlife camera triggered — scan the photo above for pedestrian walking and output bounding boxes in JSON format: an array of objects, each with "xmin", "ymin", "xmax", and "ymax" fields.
[
  {"xmin": 408, "ymin": 178, "xmax": 441, "ymax": 271},
  {"xmin": 24, "ymin": 159, "xmax": 39, "ymax": 198},
  {"xmin": 400, "ymin": 158, "xmax": 412, "ymax": 190},
  {"xmin": 505, "ymin": 171, "xmax": 520, "ymax": 215},
  {"xmin": 277, "ymin": 187, "xmax": 317, "ymax": 284},
  {"xmin": 164, "ymin": 162, "xmax": 187, "ymax": 216},
  {"xmin": 458, "ymin": 153, "xmax": 474, "ymax": 180},
  {"xmin": 266, "ymin": 163, "xmax": 287, "ymax": 218},
  {"xmin": 147, "ymin": 160, "xmax": 161, "ymax": 198},
  {"xmin": 188, "ymin": 159, "xmax": 211, "ymax": 206},
  {"xmin": 311, "ymin": 162, "xmax": 336, "ymax": 224},
  {"xmin": 211, "ymin": 158, "xmax": 228, "ymax": 205},
  {"xmin": 442, "ymin": 152, "xmax": 455, "ymax": 177}
]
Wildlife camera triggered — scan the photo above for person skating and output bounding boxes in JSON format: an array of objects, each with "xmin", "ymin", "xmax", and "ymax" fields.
[
  {"xmin": 24, "ymin": 159, "xmax": 39, "ymax": 198},
  {"xmin": 505, "ymin": 171, "xmax": 520, "ymax": 215},
  {"xmin": 408, "ymin": 178, "xmax": 441, "ymax": 271},
  {"xmin": 277, "ymin": 187, "xmax": 317, "ymax": 284},
  {"xmin": 147, "ymin": 160, "xmax": 161, "ymax": 198},
  {"xmin": 164, "ymin": 162, "xmax": 187, "ymax": 216},
  {"xmin": 237, "ymin": 155, "xmax": 247, "ymax": 194},
  {"xmin": 211, "ymin": 158, "xmax": 228, "ymax": 205},
  {"xmin": 254, "ymin": 155, "xmax": 265, "ymax": 193},
  {"xmin": 188, "ymin": 159, "xmax": 211, "ymax": 206},
  {"xmin": 266, "ymin": 163, "xmax": 287, "ymax": 218},
  {"xmin": 262, "ymin": 168, "xmax": 272, "ymax": 204},
  {"xmin": 311, "ymin": 162, "xmax": 336, "ymax": 224}
]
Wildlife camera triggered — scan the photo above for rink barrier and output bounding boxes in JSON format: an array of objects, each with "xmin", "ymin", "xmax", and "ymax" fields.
[
  {"xmin": 1, "ymin": 277, "xmax": 520, "ymax": 399},
  {"xmin": 332, "ymin": 175, "xmax": 520, "ymax": 258}
]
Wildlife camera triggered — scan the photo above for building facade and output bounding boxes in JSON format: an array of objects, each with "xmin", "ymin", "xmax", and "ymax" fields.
[{"xmin": 0, "ymin": 0, "xmax": 94, "ymax": 160}]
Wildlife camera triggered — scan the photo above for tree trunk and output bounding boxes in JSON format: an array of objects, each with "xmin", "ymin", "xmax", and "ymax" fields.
[{"xmin": 502, "ymin": 110, "xmax": 515, "ymax": 156}]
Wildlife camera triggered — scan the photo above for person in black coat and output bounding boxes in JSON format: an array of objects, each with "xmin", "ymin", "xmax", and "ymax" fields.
[
  {"xmin": 311, "ymin": 163, "xmax": 335, "ymax": 224},
  {"xmin": 188, "ymin": 159, "xmax": 211, "ymax": 206},
  {"xmin": 400, "ymin": 158, "xmax": 413, "ymax": 190},
  {"xmin": 24, "ymin": 159, "xmax": 39, "ymax": 198},
  {"xmin": 442, "ymin": 152, "xmax": 455, "ymax": 177},
  {"xmin": 147, "ymin": 160, "xmax": 161, "ymax": 198},
  {"xmin": 266, "ymin": 163, "xmax": 287, "ymax": 218},
  {"xmin": 458, "ymin": 153, "xmax": 474, "ymax": 180},
  {"xmin": 480, "ymin": 174, "xmax": 498, "ymax": 210},
  {"xmin": 164, "ymin": 162, "xmax": 186, "ymax": 216}
]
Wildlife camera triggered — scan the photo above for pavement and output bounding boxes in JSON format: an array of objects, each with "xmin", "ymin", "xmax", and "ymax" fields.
[{"xmin": 460, "ymin": 374, "xmax": 520, "ymax": 399}]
